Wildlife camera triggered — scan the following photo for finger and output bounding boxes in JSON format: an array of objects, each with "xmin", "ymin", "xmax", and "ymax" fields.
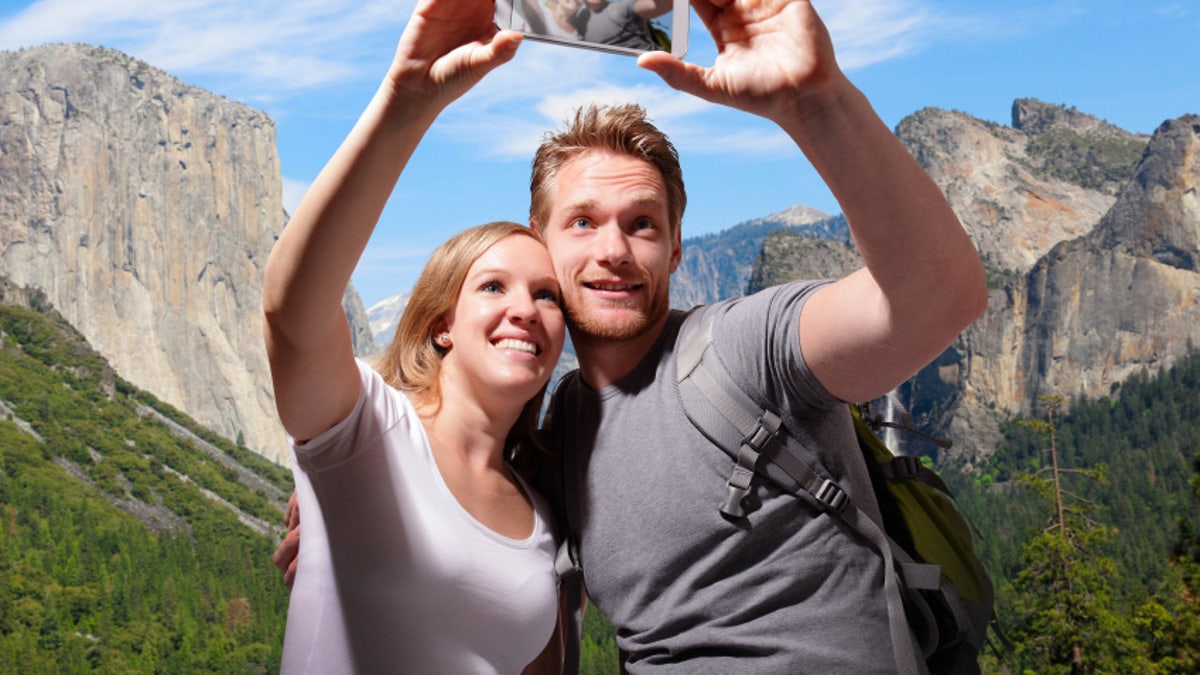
[
  {"xmin": 433, "ymin": 30, "xmax": 523, "ymax": 90},
  {"xmin": 484, "ymin": 30, "xmax": 524, "ymax": 68},
  {"xmin": 637, "ymin": 53, "xmax": 717, "ymax": 104},
  {"xmin": 273, "ymin": 524, "xmax": 300, "ymax": 575},
  {"xmin": 689, "ymin": 0, "xmax": 722, "ymax": 33},
  {"xmin": 284, "ymin": 491, "xmax": 299, "ymax": 529},
  {"xmin": 284, "ymin": 560, "xmax": 297, "ymax": 591}
]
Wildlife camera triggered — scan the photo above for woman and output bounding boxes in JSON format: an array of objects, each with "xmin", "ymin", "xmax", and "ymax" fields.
[{"xmin": 261, "ymin": 7, "xmax": 564, "ymax": 672}]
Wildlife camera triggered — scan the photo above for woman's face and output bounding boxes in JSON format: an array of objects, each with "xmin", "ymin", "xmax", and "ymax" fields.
[{"xmin": 440, "ymin": 235, "xmax": 565, "ymax": 406}]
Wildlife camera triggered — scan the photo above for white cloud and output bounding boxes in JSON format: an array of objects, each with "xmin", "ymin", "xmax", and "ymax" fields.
[
  {"xmin": 0, "ymin": 0, "xmax": 413, "ymax": 96},
  {"xmin": 668, "ymin": 124, "xmax": 795, "ymax": 156},
  {"xmin": 818, "ymin": 0, "xmax": 931, "ymax": 69},
  {"xmin": 1156, "ymin": 3, "xmax": 1192, "ymax": 19},
  {"xmin": 0, "ymin": 0, "xmax": 1007, "ymax": 164}
]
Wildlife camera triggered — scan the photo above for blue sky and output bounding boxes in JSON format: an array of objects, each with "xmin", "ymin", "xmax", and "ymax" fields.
[{"xmin": 1, "ymin": 1, "xmax": 1196, "ymax": 308}]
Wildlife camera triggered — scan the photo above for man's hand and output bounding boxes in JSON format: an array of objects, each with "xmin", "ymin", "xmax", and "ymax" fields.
[
  {"xmin": 636, "ymin": 0, "xmax": 841, "ymax": 123},
  {"xmin": 273, "ymin": 491, "xmax": 301, "ymax": 590},
  {"xmin": 384, "ymin": 0, "xmax": 523, "ymax": 115}
]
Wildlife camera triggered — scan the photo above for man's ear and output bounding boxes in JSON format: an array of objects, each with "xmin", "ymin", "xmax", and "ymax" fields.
[{"xmin": 669, "ymin": 228, "xmax": 682, "ymax": 274}]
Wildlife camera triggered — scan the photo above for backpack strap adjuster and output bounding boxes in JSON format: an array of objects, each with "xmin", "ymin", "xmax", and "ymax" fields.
[
  {"xmin": 814, "ymin": 478, "xmax": 848, "ymax": 513},
  {"xmin": 719, "ymin": 412, "xmax": 784, "ymax": 519},
  {"xmin": 883, "ymin": 455, "xmax": 924, "ymax": 480}
]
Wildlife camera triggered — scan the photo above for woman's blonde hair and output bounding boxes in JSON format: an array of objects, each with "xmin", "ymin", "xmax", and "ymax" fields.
[{"xmin": 373, "ymin": 222, "xmax": 553, "ymax": 470}]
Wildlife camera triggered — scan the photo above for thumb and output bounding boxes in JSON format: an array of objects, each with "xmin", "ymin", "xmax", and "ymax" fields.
[
  {"xmin": 637, "ymin": 52, "xmax": 712, "ymax": 101},
  {"xmin": 477, "ymin": 30, "xmax": 522, "ymax": 72}
]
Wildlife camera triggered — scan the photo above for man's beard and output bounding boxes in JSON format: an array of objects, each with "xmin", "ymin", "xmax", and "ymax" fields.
[{"xmin": 563, "ymin": 287, "xmax": 670, "ymax": 345}]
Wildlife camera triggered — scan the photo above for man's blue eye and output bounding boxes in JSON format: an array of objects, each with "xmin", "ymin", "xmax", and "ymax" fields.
[{"xmin": 572, "ymin": 218, "xmax": 591, "ymax": 229}]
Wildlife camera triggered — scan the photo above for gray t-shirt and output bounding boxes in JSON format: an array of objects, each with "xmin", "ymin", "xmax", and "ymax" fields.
[
  {"xmin": 542, "ymin": 281, "xmax": 895, "ymax": 672},
  {"xmin": 569, "ymin": 0, "xmax": 657, "ymax": 51}
]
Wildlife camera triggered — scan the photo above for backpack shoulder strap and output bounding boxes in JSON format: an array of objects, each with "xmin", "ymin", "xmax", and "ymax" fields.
[{"xmin": 675, "ymin": 315, "xmax": 928, "ymax": 675}]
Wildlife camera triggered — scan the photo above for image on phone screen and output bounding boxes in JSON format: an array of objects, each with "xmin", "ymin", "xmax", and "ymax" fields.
[{"xmin": 495, "ymin": 0, "xmax": 688, "ymax": 58}]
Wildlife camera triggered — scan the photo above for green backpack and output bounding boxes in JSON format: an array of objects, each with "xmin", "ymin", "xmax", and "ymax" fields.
[{"xmin": 674, "ymin": 315, "xmax": 999, "ymax": 675}]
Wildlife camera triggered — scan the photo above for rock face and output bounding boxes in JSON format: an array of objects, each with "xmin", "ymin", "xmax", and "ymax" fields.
[
  {"xmin": 747, "ymin": 101, "xmax": 1198, "ymax": 467},
  {"xmin": 670, "ymin": 205, "xmax": 840, "ymax": 309},
  {"xmin": 896, "ymin": 100, "xmax": 1147, "ymax": 276},
  {"xmin": 366, "ymin": 292, "xmax": 409, "ymax": 352},
  {"xmin": 747, "ymin": 229, "xmax": 860, "ymax": 290},
  {"xmin": 0, "ymin": 44, "xmax": 293, "ymax": 462},
  {"xmin": 1021, "ymin": 117, "xmax": 1200, "ymax": 394},
  {"xmin": 944, "ymin": 113, "xmax": 1200, "ymax": 465}
]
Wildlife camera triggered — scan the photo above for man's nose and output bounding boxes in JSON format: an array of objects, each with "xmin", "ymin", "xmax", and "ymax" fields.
[{"xmin": 593, "ymin": 223, "xmax": 632, "ymax": 266}]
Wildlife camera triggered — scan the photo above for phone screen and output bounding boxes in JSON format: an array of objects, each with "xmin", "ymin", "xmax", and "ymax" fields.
[{"xmin": 495, "ymin": 0, "xmax": 687, "ymax": 58}]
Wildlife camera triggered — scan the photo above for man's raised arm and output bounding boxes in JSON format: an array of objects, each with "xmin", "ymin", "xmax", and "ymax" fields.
[{"xmin": 639, "ymin": 0, "xmax": 986, "ymax": 403}]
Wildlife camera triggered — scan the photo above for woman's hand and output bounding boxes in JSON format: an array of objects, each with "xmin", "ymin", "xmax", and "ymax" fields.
[{"xmin": 385, "ymin": 0, "xmax": 523, "ymax": 114}]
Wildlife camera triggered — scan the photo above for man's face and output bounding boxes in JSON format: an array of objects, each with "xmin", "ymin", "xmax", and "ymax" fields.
[{"xmin": 540, "ymin": 150, "xmax": 681, "ymax": 344}]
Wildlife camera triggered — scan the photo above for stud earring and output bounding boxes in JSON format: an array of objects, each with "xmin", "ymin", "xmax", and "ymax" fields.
[{"xmin": 437, "ymin": 333, "xmax": 451, "ymax": 347}]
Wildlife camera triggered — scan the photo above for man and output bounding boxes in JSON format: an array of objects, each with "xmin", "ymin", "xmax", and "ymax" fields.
[{"xmin": 275, "ymin": 0, "xmax": 987, "ymax": 671}]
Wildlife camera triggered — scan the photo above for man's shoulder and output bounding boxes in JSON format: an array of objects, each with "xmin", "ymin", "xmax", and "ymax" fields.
[{"xmin": 684, "ymin": 279, "xmax": 829, "ymax": 338}]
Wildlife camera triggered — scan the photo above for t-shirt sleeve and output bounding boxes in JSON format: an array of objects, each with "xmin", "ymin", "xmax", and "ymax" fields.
[
  {"xmin": 290, "ymin": 359, "xmax": 403, "ymax": 472},
  {"xmin": 708, "ymin": 280, "xmax": 842, "ymax": 416}
]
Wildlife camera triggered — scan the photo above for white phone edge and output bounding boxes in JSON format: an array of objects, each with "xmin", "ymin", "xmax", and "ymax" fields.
[{"xmin": 494, "ymin": 0, "xmax": 689, "ymax": 60}]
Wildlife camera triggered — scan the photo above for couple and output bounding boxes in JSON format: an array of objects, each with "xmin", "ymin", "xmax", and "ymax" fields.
[{"xmin": 263, "ymin": 0, "xmax": 988, "ymax": 672}]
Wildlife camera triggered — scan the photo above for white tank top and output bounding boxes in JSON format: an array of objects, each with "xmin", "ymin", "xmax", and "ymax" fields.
[{"xmin": 281, "ymin": 360, "xmax": 559, "ymax": 674}]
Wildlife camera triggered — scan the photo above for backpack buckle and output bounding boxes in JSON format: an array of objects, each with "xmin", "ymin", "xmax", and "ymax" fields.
[
  {"xmin": 814, "ymin": 478, "xmax": 848, "ymax": 513},
  {"xmin": 720, "ymin": 465, "xmax": 757, "ymax": 519},
  {"xmin": 743, "ymin": 411, "xmax": 783, "ymax": 452},
  {"xmin": 887, "ymin": 455, "xmax": 924, "ymax": 480}
]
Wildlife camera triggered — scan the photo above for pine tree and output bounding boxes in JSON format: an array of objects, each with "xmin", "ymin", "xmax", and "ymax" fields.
[
  {"xmin": 1009, "ymin": 395, "xmax": 1130, "ymax": 673},
  {"xmin": 1157, "ymin": 454, "xmax": 1200, "ymax": 670}
]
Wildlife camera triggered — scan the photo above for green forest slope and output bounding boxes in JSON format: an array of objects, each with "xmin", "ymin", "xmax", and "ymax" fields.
[{"xmin": 0, "ymin": 292, "xmax": 294, "ymax": 672}]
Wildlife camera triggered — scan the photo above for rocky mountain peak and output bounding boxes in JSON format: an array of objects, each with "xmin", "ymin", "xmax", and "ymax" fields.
[
  {"xmin": 1012, "ymin": 98, "xmax": 1130, "ymax": 138},
  {"xmin": 895, "ymin": 101, "xmax": 1145, "ymax": 276},
  {"xmin": 1092, "ymin": 115, "xmax": 1200, "ymax": 271}
]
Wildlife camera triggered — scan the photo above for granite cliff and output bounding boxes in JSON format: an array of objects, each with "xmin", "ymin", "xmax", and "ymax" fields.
[
  {"xmin": 919, "ymin": 108, "xmax": 1199, "ymax": 465},
  {"xmin": 747, "ymin": 100, "xmax": 1198, "ymax": 466},
  {"xmin": 670, "ymin": 205, "xmax": 843, "ymax": 309},
  {"xmin": 0, "ymin": 44, "xmax": 370, "ymax": 464}
]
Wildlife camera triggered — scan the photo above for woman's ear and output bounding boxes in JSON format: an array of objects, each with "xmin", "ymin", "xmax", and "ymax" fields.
[{"xmin": 432, "ymin": 318, "xmax": 452, "ymax": 349}]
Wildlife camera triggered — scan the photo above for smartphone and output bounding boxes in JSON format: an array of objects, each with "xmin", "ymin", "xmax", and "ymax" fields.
[{"xmin": 495, "ymin": 0, "xmax": 688, "ymax": 59}]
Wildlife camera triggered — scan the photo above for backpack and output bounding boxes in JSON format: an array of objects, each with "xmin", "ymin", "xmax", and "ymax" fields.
[{"xmin": 673, "ymin": 315, "xmax": 999, "ymax": 675}]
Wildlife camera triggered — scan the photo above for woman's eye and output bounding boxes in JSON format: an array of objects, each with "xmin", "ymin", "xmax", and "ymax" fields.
[
  {"xmin": 536, "ymin": 289, "xmax": 560, "ymax": 303},
  {"xmin": 481, "ymin": 281, "xmax": 501, "ymax": 293}
]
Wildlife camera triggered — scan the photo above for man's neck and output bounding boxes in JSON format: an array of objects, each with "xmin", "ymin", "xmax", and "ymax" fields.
[{"xmin": 571, "ymin": 313, "xmax": 670, "ymax": 390}]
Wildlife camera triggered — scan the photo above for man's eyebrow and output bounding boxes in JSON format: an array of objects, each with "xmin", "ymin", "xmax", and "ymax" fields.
[
  {"xmin": 560, "ymin": 198, "xmax": 598, "ymax": 214},
  {"xmin": 560, "ymin": 193, "xmax": 667, "ymax": 214}
]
